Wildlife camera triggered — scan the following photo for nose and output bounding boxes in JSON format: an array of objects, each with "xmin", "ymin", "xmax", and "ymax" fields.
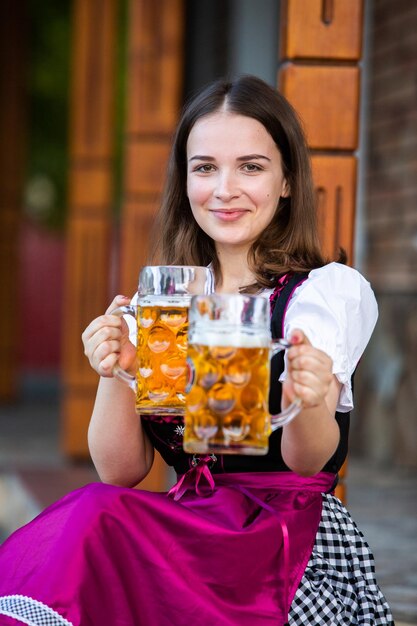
[{"xmin": 214, "ymin": 171, "xmax": 240, "ymax": 202}]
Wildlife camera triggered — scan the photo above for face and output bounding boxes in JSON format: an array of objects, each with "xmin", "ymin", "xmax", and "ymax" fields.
[{"xmin": 186, "ymin": 111, "xmax": 289, "ymax": 254}]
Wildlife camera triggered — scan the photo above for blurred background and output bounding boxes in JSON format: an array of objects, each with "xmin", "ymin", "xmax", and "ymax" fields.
[{"xmin": 0, "ymin": 0, "xmax": 416, "ymax": 623}]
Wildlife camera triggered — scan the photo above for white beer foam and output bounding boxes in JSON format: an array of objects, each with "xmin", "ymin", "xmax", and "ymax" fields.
[
  {"xmin": 138, "ymin": 298, "xmax": 190, "ymax": 307},
  {"xmin": 190, "ymin": 328, "xmax": 270, "ymax": 348}
]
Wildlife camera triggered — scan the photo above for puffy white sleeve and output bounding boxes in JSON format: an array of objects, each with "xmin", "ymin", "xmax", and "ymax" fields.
[{"xmin": 281, "ymin": 262, "xmax": 378, "ymax": 412}]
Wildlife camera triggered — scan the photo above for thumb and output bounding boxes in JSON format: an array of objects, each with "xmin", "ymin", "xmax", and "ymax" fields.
[{"xmin": 289, "ymin": 328, "xmax": 312, "ymax": 346}]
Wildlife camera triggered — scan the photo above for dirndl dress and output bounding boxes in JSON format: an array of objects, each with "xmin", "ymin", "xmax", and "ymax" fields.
[
  {"xmin": 0, "ymin": 460, "xmax": 394, "ymax": 626},
  {"xmin": 0, "ymin": 268, "xmax": 394, "ymax": 624}
]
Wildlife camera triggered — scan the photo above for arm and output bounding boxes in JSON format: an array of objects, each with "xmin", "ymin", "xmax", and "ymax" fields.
[
  {"xmin": 280, "ymin": 330, "xmax": 341, "ymax": 476},
  {"xmin": 82, "ymin": 295, "xmax": 154, "ymax": 487},
  {"xmin": 278, "ymin": 264, "xmax": 379, "ymax": 475}
]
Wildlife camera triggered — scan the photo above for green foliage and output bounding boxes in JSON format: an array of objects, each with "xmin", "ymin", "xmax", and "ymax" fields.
[
  {"xmin": 26, "ymin": 0, "xmax": 71, "ymax": 230},
  {"xmin": 26, "ymin": 0, "xmax": 128, "ymax": 229}
]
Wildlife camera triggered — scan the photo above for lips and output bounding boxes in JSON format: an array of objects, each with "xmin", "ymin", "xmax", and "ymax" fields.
[{"xmin": 210, "ymin": 209, "xmax": 250, "ymax": 221}]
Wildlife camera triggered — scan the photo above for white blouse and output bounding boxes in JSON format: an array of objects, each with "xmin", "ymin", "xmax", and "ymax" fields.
[{"xmin": 278, "ymin": 262, "xmax": 378, "ymax": 413}]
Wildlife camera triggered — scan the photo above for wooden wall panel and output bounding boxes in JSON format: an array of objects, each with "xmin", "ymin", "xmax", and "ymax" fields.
[
  {"xmin": 0, "ymin": 0, "xmax": 27, "ymax": 400},
  {"xmin": 61, "ymin": 0, "xmax": 117, "ymax": 457},
  {"xmin": 125, "ymin": 142, "xmax": 171, "ymax": 196},
  {"xmin": 119, "ymin": 200, "xmax": 159, "ymax": 294},
  {"xmin": 279, "ymin": 0, "xmax": 364, "ymax": 502},
  {"xmin": 127, "ymin": 0, "xmax": 183, "ymax": 135},
  {"xmin": 312, "ymin": 155, "xmax": 357, "ymax": 263},
  {"xmin": 119, "ymin": 0, "xmax": 184, "ymax": 490},
  {"xmin": 282, "ymin": 0, "xmax": 363, "ymax": 60},
  {"xmin": 120, "ymin": 0, "xmax": 184, "ymax": 298},
  {"xmin": 280, "ymin": 65, "xmax": 360, "ymax": 150}
]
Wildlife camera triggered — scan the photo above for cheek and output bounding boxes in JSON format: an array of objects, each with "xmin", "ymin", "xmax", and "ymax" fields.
[
  {"xmin": 260, "ymin": 191, "xmax": 277, "ymax": 209},
  {"xmin": 259, "ymin": 193, "xmax": 279, "ymax": 224},
  {"xmin": 189, "ymin": 202, "xmax": 208, "ymax": 233},
  {"xmin": 187, "ymin": 180, "xmax": 209, "ymax": 208},
  {"xmin": 186, "ymin": 184, "xmax": 204, "ymax": 222},
  {"xmin": 251, "ymin": 178, "xmax": 279, "ymax": 204}
]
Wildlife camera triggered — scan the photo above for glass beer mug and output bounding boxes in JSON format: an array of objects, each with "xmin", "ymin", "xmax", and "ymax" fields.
[
  {"xmin": 183, "ymin": 294, "xmax": 302, "ymax": 455},
  {"xmin": 112, "ymin": 266, "xmax": 214, "ymax": 415}
]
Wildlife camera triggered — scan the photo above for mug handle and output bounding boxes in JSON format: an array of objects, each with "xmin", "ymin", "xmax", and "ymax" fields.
[
  {"xmin": 110, "ymin": 305, "xmax": 137, "ymax": 393},
  {"xmin": 269, "ymin": 338, "xmax": 302, "ymax": 430}
]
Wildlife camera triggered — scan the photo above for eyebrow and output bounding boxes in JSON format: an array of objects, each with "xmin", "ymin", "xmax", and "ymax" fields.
[
  {"xmin": 188, "ymin": 154, "xmax": 271, "ymax": 162},
  {"xmin": 237, "ymin": 154, "xmax": 271, "ymax": 162},
  {"xmin": 188, "ymin": 155, "xmax": 216, "ymax": 162}
]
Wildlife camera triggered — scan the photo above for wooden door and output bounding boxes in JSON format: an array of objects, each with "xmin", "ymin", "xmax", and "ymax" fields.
[
  {"xmin": 118, "ymin": 0, "xmax": 184, "ymax": 490},
  {"xmin": 61, "ymin": 0, "xmax": 117, "ymax": 456},
  {"xmin": 60, "ymin": 0, "xmax": 184, "ymax": 473}
]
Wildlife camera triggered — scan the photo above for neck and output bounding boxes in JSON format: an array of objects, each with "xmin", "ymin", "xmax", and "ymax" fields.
[{"xmin": 215, "ymin": 246, "xmax": 255, "ymax": 294}]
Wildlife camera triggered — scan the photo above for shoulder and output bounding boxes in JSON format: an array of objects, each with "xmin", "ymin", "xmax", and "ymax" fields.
[
  {"xmin": 307, "ymin": 261, "xmax": 372, "ymax": 288},
  {"xmin": 280, "ymin": 264, "xmax": 378, "ymax": 412},
  {"xmin": 285, "ymin": 261, "xmax": 378, "ymax": 367},
  {"xmin": 296, "ymin": 262, "xmax": 377, "ymax": 310}
]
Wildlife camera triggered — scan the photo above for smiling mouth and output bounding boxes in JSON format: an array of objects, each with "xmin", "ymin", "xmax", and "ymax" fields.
[{"xmin": 210, "ymin": 209, "xmax": 250, "ymax": 220}]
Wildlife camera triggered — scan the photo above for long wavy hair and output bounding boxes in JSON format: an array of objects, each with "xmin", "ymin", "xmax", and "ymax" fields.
[{"xmin": 151, "ymin": 74, "xmax": 335, "ymax": 292}]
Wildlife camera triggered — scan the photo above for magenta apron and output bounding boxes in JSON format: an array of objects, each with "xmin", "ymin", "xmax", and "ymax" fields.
[{"xmin": 0, "ymin": 464, "xmax": 335, "ymax": 626}]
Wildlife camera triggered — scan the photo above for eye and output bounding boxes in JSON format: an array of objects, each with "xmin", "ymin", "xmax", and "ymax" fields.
[
  {"xmin": 241, "ymin": 162, "xmax": 262, "ymax": 173},
  {"xmin": 193, "ymin": 163, "xmax": 216, "ymax": 173}
]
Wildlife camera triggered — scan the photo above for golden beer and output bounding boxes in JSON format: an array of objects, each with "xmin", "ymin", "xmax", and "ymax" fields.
[
  {"xmin": 183, "ymin": 293, "xmax": 301, "ymax": 455},
  {"xmin": 184, "ymin": 338, "xmax": 272, "ymax": 455},
  {"xmin": 112, "ymin": 266, "xmax": 214, "ymax": 415},
  {"xmin": 136, "ymin": 305, "xmax": 189, "ymax": 414}
]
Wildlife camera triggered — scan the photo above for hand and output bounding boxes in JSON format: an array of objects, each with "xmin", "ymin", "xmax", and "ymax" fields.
[
  {"xmin": 282, "ymin": 329, "xmax": 333, "ymax": 409},
  {"xmin": 82, "ymin": 295, "xmax": 137, "ymax": 377}
]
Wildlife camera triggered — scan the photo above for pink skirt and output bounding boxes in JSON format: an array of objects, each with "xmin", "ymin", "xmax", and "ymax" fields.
[{"xmin": 0, "ymin": 469, "xmax": 334, "ymax": 626}]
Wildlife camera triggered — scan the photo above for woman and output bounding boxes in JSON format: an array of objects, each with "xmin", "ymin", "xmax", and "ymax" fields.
[{"xmin": 0, "ymin": 75, "xmax": 393, "ymax": 625}]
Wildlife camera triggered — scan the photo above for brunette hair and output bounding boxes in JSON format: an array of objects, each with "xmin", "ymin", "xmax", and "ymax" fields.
[{"xmin": 151, "ymin": 74, "xmax": 333, "ymax": 292}]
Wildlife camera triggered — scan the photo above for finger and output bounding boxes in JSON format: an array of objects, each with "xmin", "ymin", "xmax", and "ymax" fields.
[
  {"xmin": 97, "ymin": 351, "xmax": 120, "ymax": 377},
  {"xmin": 82, "ymin": 314, "xmax": 124, "ymax": 347},
  {"xmin": 83, "ymin": 325, "xmax": 122, "ymax": 361},
  {"xmin": 295, "ymin": 371, "xmax": 333, "ymax": 393},
  {"xmin": 97, "ymin": 339, "xmax": 136, "ymax": 377},
  {"xmin": 82, "ymin": 295, "xmax": 132, "ymax": 343},
  {"xmin": 281, "ymin": 377, "xmax": 323, "ymax": 410},
  {"xmin": 289, "ymin": 353, "xmax": 333, "ymax": 387},
  {"xmin": 105, "ymin": 294, "xmax": 131, "ymax": 315},
  {"xmin": 93, "ymin": 325, "xmax": 123, "ymax": 347},
  {"xmin": 288, "ymin": 346, "xmax": 333, "ymax": 371},
  {"xmin": 289, "ymin": 328, "xmax": 312, "ymax": 347},
  {"xmin": 92, "ymin": 339, "xmax": 122, "ymax": 365},
  {"xmin": 291, "ymin": 381, "xmax": 322, "ymax": 407},
  {"xmin": 290, "ymin": 369, "xmax": 323, "ymax": 387}
]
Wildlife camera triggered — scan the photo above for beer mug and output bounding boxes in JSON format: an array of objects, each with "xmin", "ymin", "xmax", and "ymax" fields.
[
  {"xmin": 183, "ymin": 294, "xmax": 302, "ymax": 455},
  {"xmin": 112, "ymin": 266, "xmax": 215, "ymax": 415}
]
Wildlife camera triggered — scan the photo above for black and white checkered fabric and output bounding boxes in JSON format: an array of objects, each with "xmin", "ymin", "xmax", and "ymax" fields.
[
  {"xmin": 0, "ymin": 594, "xmax": 72, "ymax": 626},
  {"xmin": 289, "ymin": 494, "xmax": 395, "ymax": 625}
]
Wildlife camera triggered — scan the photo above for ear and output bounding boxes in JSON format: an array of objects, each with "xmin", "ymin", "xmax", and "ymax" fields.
[{"xmin": 281, "ymin": 179, "xmax": 290, "ymax": 198}]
